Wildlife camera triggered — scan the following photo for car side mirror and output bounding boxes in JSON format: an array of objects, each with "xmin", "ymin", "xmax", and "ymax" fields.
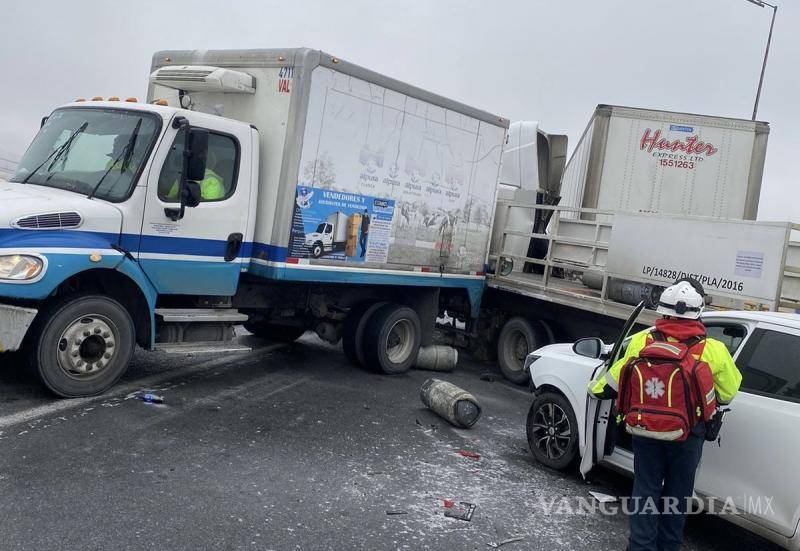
[{"xmin": 573, "ymin": 337, "xmax": 605, "ymax": 359}]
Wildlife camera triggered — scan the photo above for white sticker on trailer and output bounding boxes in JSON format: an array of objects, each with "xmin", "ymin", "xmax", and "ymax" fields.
[{"xmin": 606, "ymin": 213, "xmax": 787, "ymax": 303}]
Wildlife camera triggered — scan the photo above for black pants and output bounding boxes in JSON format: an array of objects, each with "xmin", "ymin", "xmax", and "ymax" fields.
[
  {"xmin": 359, "ymin": 231, "xmax": 368, "ymax": 257},
  {"xmin": 629, "ymin": 433, "xmax": 704, "ymax": 551}
]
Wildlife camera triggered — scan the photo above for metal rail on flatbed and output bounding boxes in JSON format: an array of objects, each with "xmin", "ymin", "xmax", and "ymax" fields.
[{"xmin": 487, "ymin": 201, "xmax": 800, "ymax": 323}]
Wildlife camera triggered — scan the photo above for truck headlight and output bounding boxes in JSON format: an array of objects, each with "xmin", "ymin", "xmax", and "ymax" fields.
[{"xmin": 0, "ymin": 255, "xmax": 44, "ymax": 281}]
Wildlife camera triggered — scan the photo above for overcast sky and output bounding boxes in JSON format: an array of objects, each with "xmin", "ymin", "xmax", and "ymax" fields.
[{"xmin": 1, "ymin": 0, "xmax": 797, "ymax": 221}]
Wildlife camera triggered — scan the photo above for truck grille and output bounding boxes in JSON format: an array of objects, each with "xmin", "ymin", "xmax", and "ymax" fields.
[{"xmin": 14, "ymin": 211, "xmax": 82, "ymax": 229}]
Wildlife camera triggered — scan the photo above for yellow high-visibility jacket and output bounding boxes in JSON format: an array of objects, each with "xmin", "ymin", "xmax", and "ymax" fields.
[
  {"xmin": 588, "ymin": 328, "xmax": 742, "ymax": 404},
  {"xmin": 166, "ymin": 168, "xmax": 225, "ymax": 201}
]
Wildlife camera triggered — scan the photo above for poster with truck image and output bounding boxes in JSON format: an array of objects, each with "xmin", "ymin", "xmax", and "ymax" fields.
[
  {"xmin": 294, "ymin": 65, "xmax": 505, "ymax": 272},
  {"xmin": 288, "ymin": 185, "xmax": 395, "ymax": 263}
]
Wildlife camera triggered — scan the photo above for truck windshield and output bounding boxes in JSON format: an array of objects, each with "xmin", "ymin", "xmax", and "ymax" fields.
[{"xmin": 9, "ymin": 107, "xmax": 160, "ymax": 202}]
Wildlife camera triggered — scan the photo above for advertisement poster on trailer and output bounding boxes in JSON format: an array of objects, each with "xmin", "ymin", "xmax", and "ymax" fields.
[{"xmin": 288, "ymin": 185, "xmax": 395, "ymax": 264}]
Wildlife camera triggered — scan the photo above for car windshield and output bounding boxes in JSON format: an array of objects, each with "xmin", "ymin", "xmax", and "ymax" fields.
[
  {"xmin": 9, "ymin": 107, "xmax": 160, "ymax": 202},
  {"xmin": 315, "ymin": 223, "xmax": 326, "ymax": 233}
]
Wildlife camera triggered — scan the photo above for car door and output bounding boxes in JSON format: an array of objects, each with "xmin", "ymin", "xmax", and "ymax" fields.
[
  {"xmin": 694, "ymin": 322, "xmax": 800, "ymax": 539},
  {"xmin": 138, "ymin": 112, "xmax": 253, "ymax": 296},
  {"xmin": 580, "ymin": 302, "xmax": 645, "ymax": 477}
]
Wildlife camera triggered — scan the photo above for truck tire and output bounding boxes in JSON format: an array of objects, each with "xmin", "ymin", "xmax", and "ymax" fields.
[
  {"xmin": 341, "ymin": 301, "xmax": 387, "ymax": 367},
  {"xmin": 29, "ymin": 294, "xmax": 136, "ymax": 398},
  {"xmin": 244, "ymin": 322, "xmax": 306, "ymax": 343},
  {"xmin": 497, "ymin": 317, "xmax": 542, "ymax": 384},
  {"xmin": 361, "ymin": 303, "xmax": 421, "ymax": 375},
  {"xmin": 526, "ymin": 391, "xmax": 578, "ymax": 471},
  {"xmin": 310, "ymin": 242, "xmax": 324, "ymax": 258}
]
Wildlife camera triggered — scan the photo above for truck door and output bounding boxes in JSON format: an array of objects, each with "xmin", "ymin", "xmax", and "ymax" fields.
[
  {"xmin": 580, "ymin": 302, "xmax": 644, "ymax": 477},
  {"xmin": 138, "ymin": 113, "xmax": 253, "ymax": 296}
]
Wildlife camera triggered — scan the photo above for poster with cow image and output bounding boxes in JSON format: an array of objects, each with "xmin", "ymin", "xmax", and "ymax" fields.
[
  {"xmin": 295, "ymin": 66, "xmax": 505, "ymax": 272},
  {"xmin": 288, "ymin": 185, "xmax": 395, "ymax": 264}
]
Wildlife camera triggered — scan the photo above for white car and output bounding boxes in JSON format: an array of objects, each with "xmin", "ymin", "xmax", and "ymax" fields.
[{"xmin": 525, "ymin": 308, "xmax": 800, "ymax": 550}]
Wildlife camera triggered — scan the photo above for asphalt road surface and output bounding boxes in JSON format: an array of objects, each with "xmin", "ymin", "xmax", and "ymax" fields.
[{"xmin": 0, "ymin": 335, "xmax": 782, "ymax": 551}]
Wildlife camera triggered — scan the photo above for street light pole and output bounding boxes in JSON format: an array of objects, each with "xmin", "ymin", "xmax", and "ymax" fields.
[{"xmin": 745, "ymin": 0, "xmax": 778, "ymax": 121}]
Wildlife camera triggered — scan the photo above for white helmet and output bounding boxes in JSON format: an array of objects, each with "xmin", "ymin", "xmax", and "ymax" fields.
[{"xmin": 656, "ymin": 279, "xmax": 705, "ymax": 319}]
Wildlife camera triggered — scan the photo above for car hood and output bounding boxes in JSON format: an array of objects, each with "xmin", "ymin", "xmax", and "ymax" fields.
[{"xmin": 0, "ymin": 181, "xmax": 122, "ymax": 241}]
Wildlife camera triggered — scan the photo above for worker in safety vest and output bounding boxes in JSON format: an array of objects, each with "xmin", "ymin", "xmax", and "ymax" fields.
[{"xmin": 588, "ymin": 278, "xmax": 741, "ymax": 551}]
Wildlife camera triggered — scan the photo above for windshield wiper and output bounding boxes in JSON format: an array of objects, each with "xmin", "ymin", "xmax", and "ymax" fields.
[
  {"xmin": 19, "ymin": 122, "xmax": 88, "ymax": 185},
  {"xmin": 87, "ymin": 118, "xmax": 142, "ymax": 200}
]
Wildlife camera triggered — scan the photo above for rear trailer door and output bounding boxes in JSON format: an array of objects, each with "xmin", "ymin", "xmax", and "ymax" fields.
[{"xmin": 138, "ymin": 112, "xmax": 254, "ymax": 296}]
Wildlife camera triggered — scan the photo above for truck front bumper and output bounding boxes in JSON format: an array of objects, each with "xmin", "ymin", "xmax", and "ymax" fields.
[{"xmin": 0, "ymin": 304, "xmax": 37, "ymax": 353}]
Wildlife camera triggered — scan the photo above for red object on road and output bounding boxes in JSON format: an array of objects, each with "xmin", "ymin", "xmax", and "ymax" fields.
[
  {"xmin": 443, "ymin": 499, "xmax": 454, "ymax": 508},
  {"xmin": 457, "ymin": 450, "xmax": 481, "ymax": 460}
]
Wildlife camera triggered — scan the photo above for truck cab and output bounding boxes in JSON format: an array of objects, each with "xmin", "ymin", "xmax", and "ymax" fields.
[{"xmin": 0, "ymin": 100, "xmax": 257, "ymax": 397}]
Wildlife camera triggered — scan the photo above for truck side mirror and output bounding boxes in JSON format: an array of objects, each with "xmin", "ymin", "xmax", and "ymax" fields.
[{"xmin": 186, "ymin": 128, "xmax": 209, "ymax": 182}]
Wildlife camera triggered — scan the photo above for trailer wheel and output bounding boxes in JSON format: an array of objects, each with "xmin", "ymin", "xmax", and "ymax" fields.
[
  {"xmin": 362, "ymin": 303, "xmax": 421, "ymax": 374},
  {"xmin": 310, "ymin": 242, "xmax": 324, "ymax": 258},
  {"xmin": 244, "ymin": 322, "xmax": 306, "ymax": 343},
  {"xmin": 526, "ymin": 392, "xmax": 578, "ymax": 470},
  {"xmin": 29, "ymin": 294, "xmax": 135, "ymax": 398},
  {"xmin": 497, "ymin": 317, "xmax": 542, "ymax": 385},
  {"xmin": 341, "ymin": 301, "xmax": 387, "ymax": 367}
]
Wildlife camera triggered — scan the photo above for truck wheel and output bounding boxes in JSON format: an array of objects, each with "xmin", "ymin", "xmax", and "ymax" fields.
[
  {"xmin": 29, "ymin": 295, "xmax": 135, "ymax": 398},
  {"xmin": 362, "ymin": 303, "xmax": 421, "ymax": 374},
  {"xmin": 497, "ymin": 317, "xmax": 542, "ymax": 384},
  {"xmin": 341, "ymin": 301, "xmax": 387, "ymax": 367},
  {"xmin": 526, "ymin": 392, "xmax": 578, "ymax": 471},
  {"xmin": 310, "ymin": 242, "xmax": 323, "ymax": 258},
  {"xmin": 244, "ymin": 322, "xmax": 306, "ymax": 343}
]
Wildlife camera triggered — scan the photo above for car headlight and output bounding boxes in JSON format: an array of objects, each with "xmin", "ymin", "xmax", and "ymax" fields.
[{"xmin": 0, "ymin": 255, "xmax": 44, "ymax": 281}]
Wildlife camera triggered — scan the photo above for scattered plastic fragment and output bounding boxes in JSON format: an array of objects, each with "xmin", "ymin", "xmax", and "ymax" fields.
[
  {"xmin": 444, "ymin": 501, "xmax": 476, "ymax": 521},
  {"xmin": 486, "ymin": 536, "xmax": 524, "ymax": 548},
  {"xmin": 385, "ymin": 510, "xmax": 408, "ymax": 515},
  {"xmin": 138, "ymin": 393, "xmax": 164, "ymax": 404},
  {"xmin": 589, "ymin": 491, "xmax": 618, "ymax": 503},
  {"xmin": 457, "ymin": 450, "xmax": 481, "ymax": 460}
]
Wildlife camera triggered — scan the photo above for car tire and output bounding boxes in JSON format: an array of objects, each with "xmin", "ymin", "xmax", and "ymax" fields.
[
  {"xmin": 310, "ymin": 242, "xmax": 323, "ymax": 258},
  {"xmin": 361, "ymin": 303, "xmax": 421, "ymax": 374},
  {"xmin": 527, "ymin": 391, "xmax": 579, "ymax": 471},
  {"xmin": 497, "ymin": 317, "xmax": 544, "ymax": 384},
  {"xmin": 341, "ymin": 301, "xmax": 387, "ymax": 367},
  {"xmin": 29, "ymin": 294, "xmax": 136, "ymax": 398},
  {"xmin": 244, "ymin": 322, "xmax": 306, "ymax": 343}
]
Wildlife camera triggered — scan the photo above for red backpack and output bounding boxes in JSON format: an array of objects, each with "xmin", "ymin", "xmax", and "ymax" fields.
[{"xmin": 616, "ymin": 331, "xmax": 717, "ymax": 442}]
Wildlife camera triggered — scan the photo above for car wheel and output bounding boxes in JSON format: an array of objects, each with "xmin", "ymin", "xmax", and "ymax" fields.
[
  {"xmin": 361, "ymin": 303, "xmax": 421, "ymax": 374},
  {"xmin": 341, "ymin": 301, "xmax": 387, "ymax": 367},
  {"xmin": 526, "ymin": 391, "xmax": 579, "ymax": 470},
  {"xmin": 497, "ymin": 317, "xmax": 543, "ymax": 384},
  {"xmin": 244, "ymin": 322, "xmax": 306, "ymax": 343},
  {"xmin": 29, "ymin": 294, "xmax": 135, "ymax": 398},
  {"xmin": 310, "ymin": 242, "xmax": 323, "ymax": 258}
]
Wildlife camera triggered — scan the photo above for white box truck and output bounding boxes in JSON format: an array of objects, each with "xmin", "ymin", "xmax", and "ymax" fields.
[
  {"xmin": 0, "ymin": 48, "xmax": 508, "ymax": 397},
  {"xmin": 304, "ymin": 211, "xmax": 349, "ymax": 258}
]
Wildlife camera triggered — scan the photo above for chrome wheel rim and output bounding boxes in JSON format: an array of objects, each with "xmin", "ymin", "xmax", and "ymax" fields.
[
  {"xmin": 56, "ymin": 314, "xmax": 118, "ymax": 378},
  {"xmin": 386, "ymin": 319, "xmax": 414, "ymax": 364},
  {"xmin": 531, "ymin": 402, "xmax": 572, "ymax": 460}
]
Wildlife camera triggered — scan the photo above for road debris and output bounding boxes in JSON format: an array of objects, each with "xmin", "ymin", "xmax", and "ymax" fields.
[
  {"xmin": 486, "ymin": 536, "xmax": 524, "ymax": 548},
  {"xmin": 457, "ymin": 450, "xmax": 481, "ymax": 460},
  {"xmin": 443, "ymin": 500, "xmax": 476, "ymax": 521},
  {"xmin": 385, "ymin": 509, "xmax": 408, "ymax": 516},
  {"xmin": 479, "ymin": 372, "xmax": 496, "ymax": 382},
  {"xmin": 588, "ymin": 491, "xmax": 618, "ymax": 503},
  {"xmin": 415, "ymin": 345, "xmax": 458, "ymax": 372},
  {"xmin": 419, "ymin": 379, "xmax": 482, "ymax": 428},
  {"xmin": 137, "ymin": 393, "xmax": 165, "ymax": 404}
]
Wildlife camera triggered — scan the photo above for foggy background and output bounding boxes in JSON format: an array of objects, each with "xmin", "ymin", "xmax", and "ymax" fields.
[{"xmin": 1, "ymin": 0, "xmax": 796, "ymax": 221}]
